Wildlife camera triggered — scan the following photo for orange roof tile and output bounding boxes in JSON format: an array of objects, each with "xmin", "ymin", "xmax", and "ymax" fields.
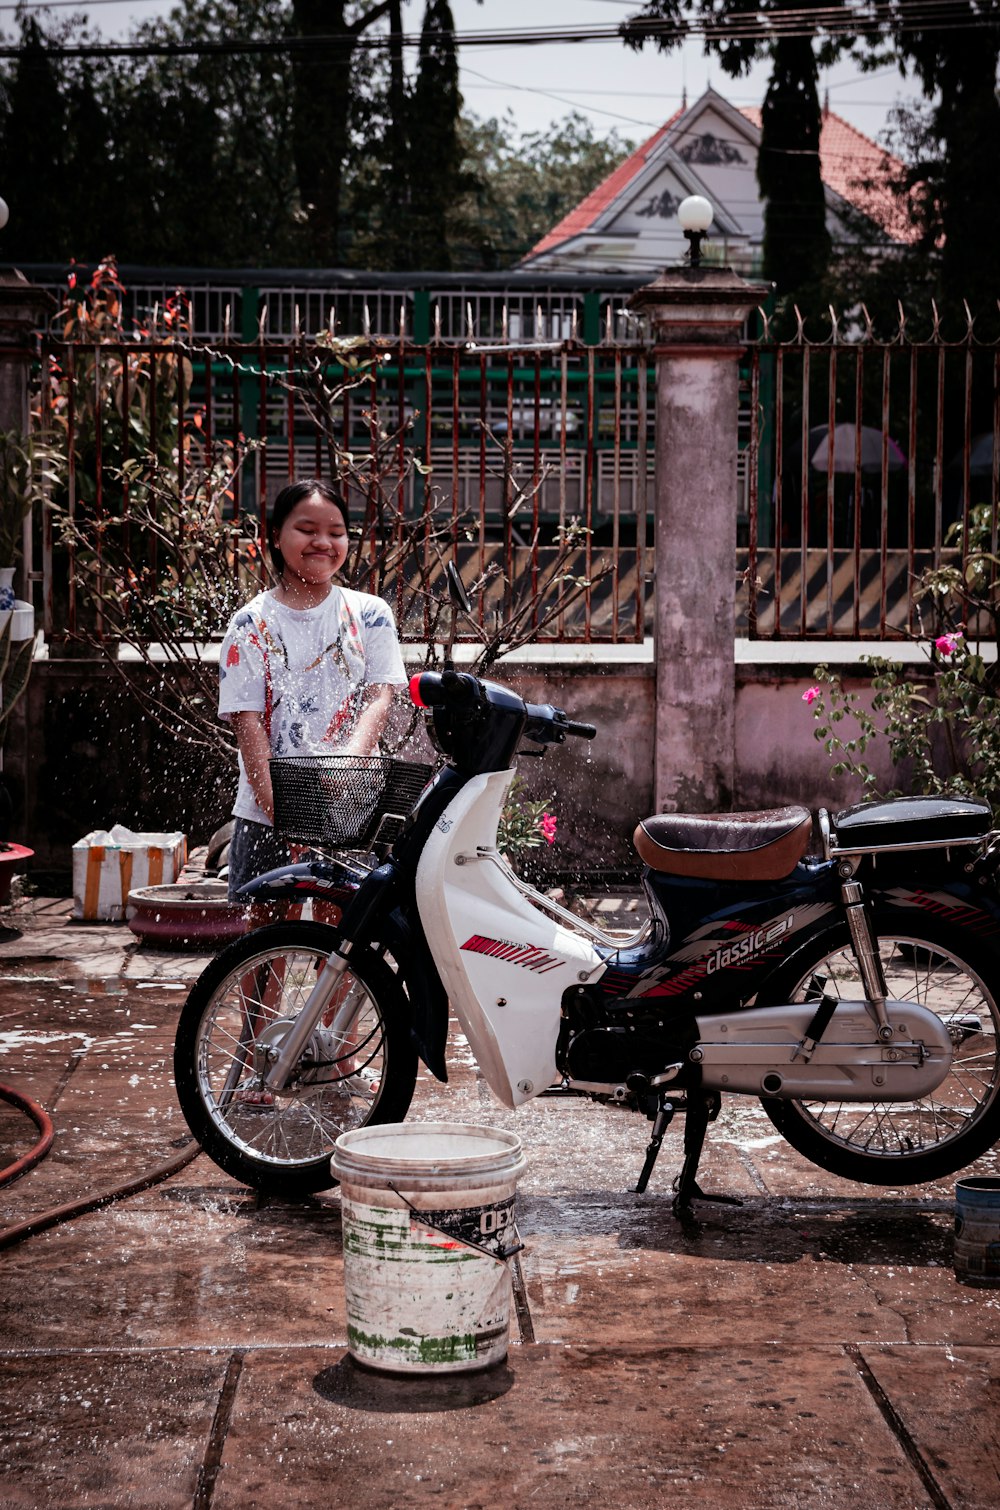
[{"xmin": 741, "ymin": 105, "xmax": 916, "ymax": 243}]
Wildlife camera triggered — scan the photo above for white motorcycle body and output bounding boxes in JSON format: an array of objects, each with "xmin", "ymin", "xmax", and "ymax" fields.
[
  {"xmin": 415, "ymin": 770, "xmax": 607, "ymax": 1107},
  {"xmin": 415, "ymin": 772, "xmax": 956, "ymax": 1111}
]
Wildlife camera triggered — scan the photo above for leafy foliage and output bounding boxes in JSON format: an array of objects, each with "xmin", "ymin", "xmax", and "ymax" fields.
[
  {"xmin": 0, "ymin": 2, "xmax": 632, "ymax": 272},
  {"xmin": 39, "ymin": 257, "xmax": 189, "ymax": 512},
  {"xmin": 496, "ymin": 776, "xmax": 557, "ymax": 858},
  {"xmin": 454, "ymin": 112, "xmax": 636, "ymax": 269},
  {"xmin": 0, "ymin": 429, "xmax": 61, "ymax": 566},
  {"xmin": 879, "ymin": 1, "xmax": 1000, "ymax": 331},
  {"xmin": 806, "ymin": 505, "xmax": 1000, "ymax": 819}
]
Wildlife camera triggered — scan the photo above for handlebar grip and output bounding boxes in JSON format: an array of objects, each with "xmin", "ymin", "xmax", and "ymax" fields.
[{"xmin": 563, "ymin": 719, "xmax": 597, "ymax": 740}]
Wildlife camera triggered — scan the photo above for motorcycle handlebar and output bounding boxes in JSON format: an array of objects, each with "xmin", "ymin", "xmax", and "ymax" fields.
[
  {"xmin": 409, "ymin": 672, "xmax": 597, "ymax": 742},
  {"xmin": 562, "ymin": 717, "xmax": 598, "ymax": 741},
  {"xmin": 524, "ymin": 703, "xmax": 597, "ymax": 743}
]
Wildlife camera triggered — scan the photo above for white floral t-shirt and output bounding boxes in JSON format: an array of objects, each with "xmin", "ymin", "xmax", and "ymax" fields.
[{"xmin": 218, "ymin": 586, "xmax": 407, "ymax": 825}]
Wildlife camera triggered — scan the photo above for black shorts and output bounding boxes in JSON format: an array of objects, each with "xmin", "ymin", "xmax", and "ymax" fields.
[{"xmin": 226, "ymin": 817, "xmax": 292, "ymax": 901}]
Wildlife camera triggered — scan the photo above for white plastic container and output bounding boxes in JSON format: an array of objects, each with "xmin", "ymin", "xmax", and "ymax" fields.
[
  {"xmin": 332, "ymin": 1122, "xmax": 526, "ymax": 1374},
  {"xmin": 72, "ymin": 824, "xmax": 187, "ymax": 921}
]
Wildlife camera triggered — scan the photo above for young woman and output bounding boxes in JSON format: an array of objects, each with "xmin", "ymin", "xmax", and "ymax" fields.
[{"xmin": 219, "ymin": 478, "xmax": 407, "ymax": 902}]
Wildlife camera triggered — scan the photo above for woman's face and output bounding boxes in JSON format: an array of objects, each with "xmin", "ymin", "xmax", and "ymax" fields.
[{"xmin": 274, "ymin": 492, "xmax": 349, "ymax": 587}]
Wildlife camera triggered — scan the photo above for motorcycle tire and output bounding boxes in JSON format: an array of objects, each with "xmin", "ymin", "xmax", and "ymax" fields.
[
  {"xmin": 174, "ymin": 921, "xmax": 417, "ymax": 1196},
  {"xmin": 758, "ymin": 907, "xmax": 1000, "ymax": 1185}
]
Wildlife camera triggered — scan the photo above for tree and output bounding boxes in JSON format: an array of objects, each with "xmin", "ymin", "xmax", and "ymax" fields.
[
  {"xmin": 0, "ymin": 2, "xmax": 631, "ymax": 272},
  {"xmin": 757, "ymin": 32, "xmax": 830, "ymax": 300},
  {"xmin": 622, "ymin": 1, "xmax": 841, "ymax": 306},
  {"xmin": 455, "ymin": 112, "xmax": 637, "ymax": 269},
  {"xmin": 883, "ymin": 1, "xmax": 1000, "ymax": 327},
  {"xmin": 288, "ymin": 0, "xmax": 396, "ymax": 264},
  {"xmin": 0, "ymin": 1, "xmax": 402, "ymax": 268},
  {"xmin": 0, "ymin": 18, "xmax": 70, "ymax": 261},
  {"xmin": 406, "ymin": 0, "xmax": 463, "ymax": 269}
]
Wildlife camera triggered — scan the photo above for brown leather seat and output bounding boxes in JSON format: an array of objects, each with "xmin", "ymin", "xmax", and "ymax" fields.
[{"xmin": 633, "ymin": 806, "xmax": 813, "ymax": 882}]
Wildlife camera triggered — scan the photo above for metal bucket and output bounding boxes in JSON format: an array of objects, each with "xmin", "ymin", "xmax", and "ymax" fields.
[
  {"xmin": 332, "ymin": 1122, "xmax": 526, "ymax": 1374},
  {"xmin": 954, "ymin": 1177, "xmax": 1000, "ymax": 1287}
]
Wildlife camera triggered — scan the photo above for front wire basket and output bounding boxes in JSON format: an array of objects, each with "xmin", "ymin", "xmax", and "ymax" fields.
[{"xmin": 270, "ymin": 755, "xmax": 433, "ymax": 850}]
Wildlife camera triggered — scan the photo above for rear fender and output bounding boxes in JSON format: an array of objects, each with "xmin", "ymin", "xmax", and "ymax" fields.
[{"xmin": 752, "ymin": 875, "xmax": 1000, "ymax": 1004}]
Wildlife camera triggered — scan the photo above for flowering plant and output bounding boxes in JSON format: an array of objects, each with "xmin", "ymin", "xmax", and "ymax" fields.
[
  {"xmin": 497, "ymin": 778, "xmax": 558, "ymax": 858},
  {"xmin": 805, "ymin": 507, "xmax": 1000, "ymax": 821}
]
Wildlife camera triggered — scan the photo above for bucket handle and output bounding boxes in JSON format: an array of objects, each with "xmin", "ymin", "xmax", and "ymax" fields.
[{"xmin": 386, "ymin": 1180, "xmax": 524, "ymax": 1263}]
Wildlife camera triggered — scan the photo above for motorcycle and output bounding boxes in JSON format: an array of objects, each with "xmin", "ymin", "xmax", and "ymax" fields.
[{"xmin": 174, "ymin": 591, "xmax": 1000, "ymax": 1215}]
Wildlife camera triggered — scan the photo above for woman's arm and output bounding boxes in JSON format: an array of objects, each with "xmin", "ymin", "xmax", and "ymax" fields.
[
  {"xmin": 342, "ymin": 684, "xmax": 396, "ymax": 756},
  {"xmin": 232, "ymin": 711, "xmax": 275, "ymax": 821}
]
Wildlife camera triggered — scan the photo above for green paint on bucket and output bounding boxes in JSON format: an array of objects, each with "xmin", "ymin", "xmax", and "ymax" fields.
[
  {"xmin": 955, "ymin": 1177, "xmax": 1000, "ymax": 1287},
  {"xmin": 332, "ymin": 1122, "xmax": 526, "ymax": 1375}
]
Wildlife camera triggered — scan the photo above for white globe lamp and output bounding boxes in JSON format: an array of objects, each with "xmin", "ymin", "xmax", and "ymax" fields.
[{"xmin": 678, "ymin": 194, "xmax": 712, "ymax": 266}]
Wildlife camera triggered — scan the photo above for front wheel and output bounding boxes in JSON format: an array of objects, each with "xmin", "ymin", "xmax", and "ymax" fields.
[
  {"xmin": 759, "ymin": 909, "xmax": 1000, "ymax": 1185},
  {"xmin": 173, "ymin": 921, "xmax": 417, "ymax": 1195}
]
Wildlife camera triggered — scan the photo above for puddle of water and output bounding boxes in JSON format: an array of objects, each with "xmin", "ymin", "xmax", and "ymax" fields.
[{"xmin": 0, "ymin": 1028, "xmax": 96, "ymax": 1053}]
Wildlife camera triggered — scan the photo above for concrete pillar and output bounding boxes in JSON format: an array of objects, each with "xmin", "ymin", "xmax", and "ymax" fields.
[{"xmin": 630, "ymin": 266, "xmax": 770, "ymax": 813}]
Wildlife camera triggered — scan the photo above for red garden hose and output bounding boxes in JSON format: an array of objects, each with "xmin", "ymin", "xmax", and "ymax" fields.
[
  {"xmin": 0, "ymin": 1080, "xmax": 54, "ymax": 1187},
  {"xmin": 0, "ymin": 1079, "xmax": 201, "ymax": 1251}
]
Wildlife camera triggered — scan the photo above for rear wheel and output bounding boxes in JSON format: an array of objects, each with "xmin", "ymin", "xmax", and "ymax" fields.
[
  {"xmin": 173, "ymin": 921, "xmax": 417, "ymax": 1195},
  {"xmin": 760, "ymin": 910, "xmax": 1000, "ymax": 1184}
]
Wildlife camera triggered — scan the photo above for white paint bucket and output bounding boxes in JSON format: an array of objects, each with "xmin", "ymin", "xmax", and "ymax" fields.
[{"xmin": 331, "ymin": 1122, "xmax": 526, "ymax": 1374}]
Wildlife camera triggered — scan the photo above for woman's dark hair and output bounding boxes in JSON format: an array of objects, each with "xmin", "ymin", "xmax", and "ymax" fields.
[{"xmin": 268, "ymin": 479, "xmax": 349, "ymax": 576}]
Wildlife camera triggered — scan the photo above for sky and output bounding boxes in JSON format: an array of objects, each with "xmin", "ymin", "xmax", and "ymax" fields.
[{"xmin": 2, "ymin": 0, "xmax": 923, "ymax": 150}]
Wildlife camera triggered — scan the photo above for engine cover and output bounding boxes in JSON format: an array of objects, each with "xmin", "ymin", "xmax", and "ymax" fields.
[
  {"xmin": 561, "ymin": 1026, "xmax": 689, "ymax": 1086},
  {"xmin": 693, "ymin": 1000, "xmax": 954, "ymax": 1101}
]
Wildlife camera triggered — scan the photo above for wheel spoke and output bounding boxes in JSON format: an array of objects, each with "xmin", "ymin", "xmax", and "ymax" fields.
[
  {"xmin": 774, "ymin": 929, "xmax": 1000, "ymax": 1171},
  {"xmin": 192, "ymin": 940, "xmax": 392, "ymax": 1169}
]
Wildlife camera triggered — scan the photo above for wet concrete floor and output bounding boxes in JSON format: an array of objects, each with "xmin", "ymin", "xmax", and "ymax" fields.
[{"xmin": 2, "ymin": 895, "xmax": 1000, "ymax": 1507}]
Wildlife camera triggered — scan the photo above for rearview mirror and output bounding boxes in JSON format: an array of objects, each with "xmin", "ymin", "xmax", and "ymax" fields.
[{"xmin": 445, "ymin": 562, "xmax": 472, "ymax": 616}]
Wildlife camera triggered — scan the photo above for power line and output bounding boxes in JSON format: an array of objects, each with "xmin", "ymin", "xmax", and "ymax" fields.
[{"xmin": 0, "ymin": 3, "xmax": 997, "ymax": 60}]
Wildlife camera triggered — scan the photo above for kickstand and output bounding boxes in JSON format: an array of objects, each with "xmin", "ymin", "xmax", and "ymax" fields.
[
  {"xmin": 671, "ymin": 1091, "xmax": 743, "ymax": 1220},
  {"xmin": 634, "ymin": 1095, "xmax": 676, "ymax": 1194}
]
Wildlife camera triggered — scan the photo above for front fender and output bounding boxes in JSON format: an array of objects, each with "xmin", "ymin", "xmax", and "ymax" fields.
[
  {"xmin": 236, "ymin": 856, "xmax": 365, "ymax": 906},
  {"xmin": 378, "ymin": 905, "xmax": 450, "ymax": 1084}
]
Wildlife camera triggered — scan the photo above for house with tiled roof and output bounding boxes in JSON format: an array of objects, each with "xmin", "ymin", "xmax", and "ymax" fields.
[{"xmin": 520, "ymin": 86, "xmax": 914, "ymax": 275}]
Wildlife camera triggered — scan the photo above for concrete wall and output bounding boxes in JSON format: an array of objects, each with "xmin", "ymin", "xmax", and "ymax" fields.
[{"xmin": 7, "ymin": 647, "xmax": 909, "ymax": 884}]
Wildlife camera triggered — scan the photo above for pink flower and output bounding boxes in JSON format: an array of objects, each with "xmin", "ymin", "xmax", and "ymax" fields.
[
  {"xmin": 539, "ymin": 813, "xmax": 557, "ymax": 845},
  {"xmin": 802, "ymin": 687, "xmax": 820, "ymax": 705},
  {"xmin": 935, "ymin": 632, "xmax": 963, "ymax": 656}
]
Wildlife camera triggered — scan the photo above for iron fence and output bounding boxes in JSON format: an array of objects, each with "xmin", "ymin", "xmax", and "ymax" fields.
[
  {"xmin": 31, "ymin": 334, "xmax": 653, "ymax": 647},
  {"xmin": 743, "ymin": 311, "xmax": 1000, "ymax": 640},
  {"xmin": 29, "ymin": 311, "xmax": 1000, "ymax": 650},
  {"xmin": 25, "ymin": 269, "xmax": 645, "ymax": 347}
]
